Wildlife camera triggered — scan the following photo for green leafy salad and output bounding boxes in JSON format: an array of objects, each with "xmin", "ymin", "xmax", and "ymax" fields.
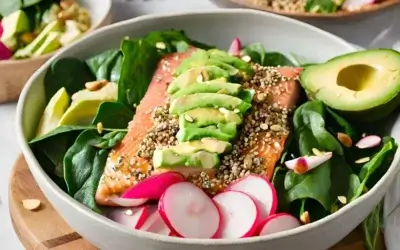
[{"xmin": 28, "ymin": 29, "xmax": 399, "ymax": 249}]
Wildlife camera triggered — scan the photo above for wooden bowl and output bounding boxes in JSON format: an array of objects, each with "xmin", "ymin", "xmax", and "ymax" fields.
[
  {"xmin": 229, "ymin": 0, "xmax": 400, "ymax": 19},
  {"xmin": 0, "ymin": 0, "xmax": 112, "ymax": 104}
]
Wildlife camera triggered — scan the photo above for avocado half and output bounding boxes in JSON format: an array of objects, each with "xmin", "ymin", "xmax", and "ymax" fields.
[{"xmin": 300, "ymin": 49, "xmax": 400, "ymax": 122}]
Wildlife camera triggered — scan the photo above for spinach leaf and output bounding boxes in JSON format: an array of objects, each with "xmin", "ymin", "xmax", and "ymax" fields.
[
  {"xmin": 29, "ymin": 125, "xmax": 90, "ymax": 144},
  {"xmin": 44, "ymin": 58, "xmax": 95, "ymax": 102},
  {"xmin": 0, "ymin": 0, "xmax": 21, "ymax": 16},
  {"xmin": 272, "ymin": 166, "xmax": 290, "ymax": 212},
  {"xmin": 63, "ymin": 130, "xmax": 126, "ymax": 212},
  {"xmin": 144, "ymin": 30, "xmax": 213, "ymax": 55},
  {"xmin": 92, "ymin": 102, "xmax": 134, "ymax": 129},
  {"xmin": 24, "ymin": 0, "xmax": 53, "ymax": 32},
  {"xmin": 326, "ymin": 107, "xmax": 358, "ymax": 140},
  {"xmin": 352, "ymin": 137, "xmax": 397, "ymax": 200},
  {"xmin": 305, "ymin": 0, "xmax": 341, "ymax": 13},
  {"xmin": 241, "ymin": 43, "xmax": 294, "ymax": 66},
  {"xmin": 117, "ymin": 39, "xmax": 160, "ymax": 107},
  {"xmin": 85, "ymin": 49, "xmax": 123, "ymax": 82},
  {"xmin": 362, "ymin": 201, "xmax": 385, "ymax": 250},
  {"xmin": 92, "ymin": 131, "xmax": 127, "ymax": 149}
]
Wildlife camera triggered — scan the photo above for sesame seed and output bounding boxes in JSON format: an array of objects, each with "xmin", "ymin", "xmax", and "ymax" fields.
[
  {"xmin": 338, "ymin": 196, "xmax": 347, "ymax": 204},
  {"xmin": 125, "ymin": 209, "xmax": 133, "ymax": 215},
  {"xmin": 355, "ymin": 157, "xmax": 370, "ymax": 164},
  {"xmin": 156, "ymin": 42, "xmax": 166, "ymax": 49},
  {"xmin": 96, "ymin": 122, "xmax": 103, "ymax": 134}
]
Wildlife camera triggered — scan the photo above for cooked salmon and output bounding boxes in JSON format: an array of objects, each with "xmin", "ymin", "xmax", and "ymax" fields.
[{"xmin": 95, "ymin": 48, "xmax": 198, "ymax": 205}]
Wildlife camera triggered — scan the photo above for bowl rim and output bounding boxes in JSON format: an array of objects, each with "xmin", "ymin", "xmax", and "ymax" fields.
[
  {"xmin": 16, "ymin": 8, "xmax": 400, "ymax": 246},
  {"xmin": 229, "ymin": 0, "xmax": 400, "ymax": 18},
  {"xmin": 0, "ymin": 0, "xmax": 112, "ymax": 66}
]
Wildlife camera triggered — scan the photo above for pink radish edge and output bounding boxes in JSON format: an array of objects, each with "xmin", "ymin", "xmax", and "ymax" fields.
[
  {"xmin": 107, "ymin": 206, "xmax": 148, "ymax": 230},
  {"xmin": 121, "ymin": 171, "xmax": 185, "ymax": 200},
  {"xmin": 213, "ymin": 190, "xmax": 260, "ymax": 238},
  {"xmin": 258, "ymin": 213, "xmax": 301, "ymax": 236},
  {"xmin": 0, "ymin": 42, "xmax": 12, "ymax": 60},
  {"xmin": 228, "ymin": 37, "xmax": 241, "ymax": 56},
  {"xmin": 108, "ymin": 195, "xmax": 148, "ymax": 207},
  {"xmin": 226, "ymin": 174, "xmax": 278, "ymax": 221},
  {"xmin": 158, "ymin": 182, "xmax": 221, "ymax": 239},
  {"xmin": 355, "ymin": 135, "xmax": 381, "ymax": 149},
  {"xmin": 285, "ymin": 152, "xmax": 333, "ymax": 173},
  {"xmin": 139, "ymin": 206, "xmax": 171, "ymax": 235}
]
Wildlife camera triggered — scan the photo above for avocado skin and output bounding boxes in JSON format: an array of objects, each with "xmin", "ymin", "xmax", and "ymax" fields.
[
  {"xmin": 176, "ymin": 122, "xmax": 237, "ymax": 142},
  {"xmin": 300, "ymin": 49, "xmax": 400, "ymax": 122},
  {"xmin": 169, "ymin": 93, "xmax": 251, "ymax": 115},
  {"xmin": 171, "ymin": 81, "xmax": 242, "ymax": 99},
  {"xmin": 153, "ymin": 149, "xmax": 220, "ymax": 169}
]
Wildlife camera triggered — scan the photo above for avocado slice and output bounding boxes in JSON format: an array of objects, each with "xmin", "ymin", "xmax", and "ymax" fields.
[
  {"xmin": 59, "ymin": 20, "xmax": 83, "ymax": 47},
  {"xmin": 171, "ymin": 81, "xmax": 242, "ymax": 99},
  {"xmin": 14, "ymin": 20, "xmax": 64, "ymax": 58},
  {"xmin": 176, "ymin": 122, "xmax": 237, "ymax": 142},
  {"xmin": 32, "ymin": 31, "xmax": 61, "ymax": 57},
  {"xmin": 153, "ymin": 149, "xmax": 220, "ymax": 169},
  {"xmin": 170, "ymin": 138, "xmax": 232, "ymax": 154},
  {"xmin": 175, "ymin": 58, "xmax": 239, "ymax": 77},
  {"xmin": 1, "ymin": 10, "xmax": 30, "ymax": 51},
  {"xmin": 300, "ymin": 49, "xmax": 400, "ymax": 122},
  {"xmin": 180, "ymin": 107, "xmax": 242, "ymax": 127},
  {"xmin": 36, "ymin": 87, "xmax": 70, "ymax": 137},
  {"xmin": 169, "ymin": 93, "xmax": 251, "ymax": 115},
  {"xmin": 167, "ymin": 65, "xmax": 229, "ymax": 94},
  {"xmin": 207, "ymin": 49, "xmax": 254, "ymax": 79},
  {"xmin": 59, "ymin": 83, "xmax": 117, "ymax": 126}
]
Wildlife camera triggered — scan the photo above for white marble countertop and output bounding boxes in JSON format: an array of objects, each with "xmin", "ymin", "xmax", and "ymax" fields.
[{"xmin": 2, "ymin": 0, "xmax": 400, "ymax": 249}]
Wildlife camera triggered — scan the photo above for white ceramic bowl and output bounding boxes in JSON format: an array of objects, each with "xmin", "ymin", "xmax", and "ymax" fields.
[{"xmin": 16, "ymin": 9, "xmax": 400, "ymax": 250}]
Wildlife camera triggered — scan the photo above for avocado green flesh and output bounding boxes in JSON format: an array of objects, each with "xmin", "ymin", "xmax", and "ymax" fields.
[
  {"xmin": 176, "ymin": 123, "xmax": 237, "ymax": 142},
  {"xmin": 180, "ymin": 107, "xmax": 242, "ymax": 127},
  {"xmin": 153, "ymin": 149, "xmax": 220, "ymax": 169},
  {"xmin": 171, "ymin": 81, "xmax": 242, "ymax": 99},
  {"xmin": 207, "ymin": 49, "xmax": 254, "ymax": 78},
  {"xmin": 169, "ymin": 139, "xmax": 232, "ymax": 154},
  {"xmin": 167, "ymin": 65, "xmax": 230, "ymax": 94},
  {"xmin": 169, "ymin": 93, "xmax": 251, "ymax": 115},
  {"xmin": 300, "ymin": 49, "xmax": 400, "ymax": 117}
]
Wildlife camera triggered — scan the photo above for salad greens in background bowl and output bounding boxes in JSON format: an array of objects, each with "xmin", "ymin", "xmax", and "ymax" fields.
[
  {"xmin": 16, "ymin": 9, "xmax": 400, "ymax": 250},
  {"xmin": 0, "ymin": 0, "xmax": 111, "ymax": 103}
]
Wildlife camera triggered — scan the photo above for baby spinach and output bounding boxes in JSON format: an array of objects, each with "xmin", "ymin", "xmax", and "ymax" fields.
[
  {"xmin": 241, "ymin": 43, "xmax": 294, "ymax": 67},
  {"xmin": 24, "ymin": 0, "xmax": 53, "ymax": 31},
  {"xmin": 85, "ymin": 49, "xmax": 123, "ymax": 83},
  {"xmin": 44, "ymin": 58, "xmax": 95, "ymax": 102},
  {"xmin": 305, "ymin": 0, "xmax": 341, "ymax": 13},
  {"xmin": 326, "ymin": 107, "xmax": 358, "ymax": 140},
  {"xmin": 117, "ymin": 38, "xmax": 160, "ymax": 107},
  {"xmin": 91, "ymin": 102, "xmax": 134, "ymax": 129},
  {"xmin": 64, "ymin": 130, "xmax": 125, "ymax": 213},
  {"xmin": 362, "ymin": 201, "xmax": 385, "ymax": 250}
]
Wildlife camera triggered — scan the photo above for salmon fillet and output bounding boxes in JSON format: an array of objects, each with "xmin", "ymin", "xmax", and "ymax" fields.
[{"xmin": 95, "ymin": 48, "xmax": 198, "ymax": 205}]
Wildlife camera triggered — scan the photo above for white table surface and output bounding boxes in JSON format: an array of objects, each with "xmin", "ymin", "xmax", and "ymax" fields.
[{"xmin": 2, "ymin": 0, "xmax": 400, "ymax": 249}]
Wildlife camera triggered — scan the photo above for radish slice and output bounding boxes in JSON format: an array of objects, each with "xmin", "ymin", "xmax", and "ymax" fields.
[
  {"xmin": 228, "ymin": 37, "xmax": 241, "ymax": 56},
  {"xmin": 108, "ymin": 195, "xmax": 148, "ymax": 207},
  {"xmin": 107, "ymin": 206, "xmax": 148, "ymax": 229},
  {"xmin": 0, "ymin": 42, "xmax": 12, "ymax": 60},
  {"xmin": 213, "ymin": 190, "xmax": 259, "ymax": 238},
  {"xmin": 158, "ymin": 182, "xmax": 220, "ymax": 238},
  {"xmin": 285, "ymin": 152, "xmax": 333, "ymax": 174},
  {"xmin": 258, "ymin": 213, "xmax": 301, "ymax": 236},
  {"xmin": 226, "ymin": 175, "xmax": 277, "ymax": 222},
  {"xmin": 122, "ymin": 172, "xmax": 185, "ymax": 200},
  {"xmin": 342, "ymin": 0, "xmax": 374, "ymax": 11},
  {"xmin": 0, "ymin": 21, "xmax": 3, "ymax": 38},
  {"xmin": 355, "ymin": 135, "xmax": 381, "ymax": 149},
  {"xmin": 139, "ymin": 206, "xmax": 171, "ymax": 235}
]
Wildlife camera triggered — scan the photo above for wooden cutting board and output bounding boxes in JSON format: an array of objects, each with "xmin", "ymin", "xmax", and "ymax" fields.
[{"xmin": 8, "ymin": 155, "xmax": 384, "ymax": 250}]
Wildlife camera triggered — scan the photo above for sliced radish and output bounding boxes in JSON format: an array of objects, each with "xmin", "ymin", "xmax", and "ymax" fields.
[
  {"xmin": 228, "ymin": 37, "xmax": 241, "ymax": 56},
  {"xmin": 0, "ymin": 42, "xmax": 12, "ymax": 60},
  {"xmin": 158, "ymin": 182, "xmax": 220, "ymax": 238},
  {"xmin": 139, "ymin": 206, "xmax": 171, "ymax": 235},
  {"xmin": 226, "ymin": 175, "xmax": 278, "ymax": 222},
  {"xmin": 0, "ymin": 21, "xmax": 3, "ymax": 38},
  {"xmin": 285, "ymin": 152, "xmax": 333, "ymax": 174},
  {"xmin": 355, "ymin": 135, "xmax": 382, "ymax": 149},
  {"xmin": 213, "ymin": 190, "xmax": 259, "ymax": 238},
  {"xmin": 108, "ymin": 195, "xmax": 148, "ymax": 207},
  {"xmin": 107, "ymin": 206, "xmax": 148, "ymax": 229},
  {"xmin": 258, "ymin": 213, "xmax": 301, "ymax": 236},
  {"xmin": 122, "ymin": 172, "xmax": 185, "ymax": 200},
  {"xmin": 342, "ymin": 0, "xmax": 375, "ymax": 11}
]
